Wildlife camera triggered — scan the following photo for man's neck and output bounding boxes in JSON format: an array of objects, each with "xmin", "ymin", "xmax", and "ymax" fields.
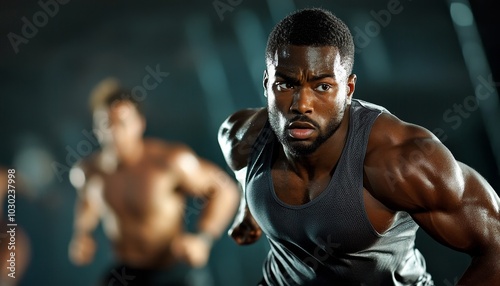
[
  {"xmin": 104, "ymin": 140, "xmax": 144, "ymax": 168},
  {"xmin": 121, "ymin": 140, "xmax": 144, "ymax": 166}
]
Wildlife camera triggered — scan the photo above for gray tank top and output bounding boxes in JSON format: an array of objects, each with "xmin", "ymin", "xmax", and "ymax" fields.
[{"xmin": 245, "ymin": 99, "xmax": 433, "ymax": 285}]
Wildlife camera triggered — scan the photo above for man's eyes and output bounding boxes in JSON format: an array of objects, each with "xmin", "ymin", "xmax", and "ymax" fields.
[
  {"xmin": 274, "ymin": 82, "xmax": 333, "ymax": 92},
  {"xmin": 316, "ymin": 84, "xmax": 332, "ymax": 92},
  {"xmin": 276, "ymin": 82, "xmax": 294, "ymax": 91}
]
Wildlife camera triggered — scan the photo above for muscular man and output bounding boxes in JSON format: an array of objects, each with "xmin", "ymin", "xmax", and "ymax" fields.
[
  {"xmin": 218, "ymin": 8, "xmax": 500, "ymax": 286},
  {"xmin": 68, "ymin": 79, "xmax": 239, "ymax": 286}
]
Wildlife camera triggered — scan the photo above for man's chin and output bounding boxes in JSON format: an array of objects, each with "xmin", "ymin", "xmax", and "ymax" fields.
[{"xmin": 285, "ymin": 141, "xmax": 318, "ymax": 156}]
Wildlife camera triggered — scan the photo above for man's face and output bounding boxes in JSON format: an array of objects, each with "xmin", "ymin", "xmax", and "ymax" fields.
[
  {"xmin": 93, "ymin": 101, "xmax": 145, "ymax": 150},
  {"xmin": 264, "ymin": 45, "xmax": 356, "ymax": 156}
]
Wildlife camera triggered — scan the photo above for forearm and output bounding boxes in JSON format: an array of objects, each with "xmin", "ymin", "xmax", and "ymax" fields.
[
  {"xmin": 72, "ymin": 199, "xmax": 100, "ymax": 237},
  {"xmin": 232, "ymin": 192, "xmax": 249, "ymax": 224},
  {"xmin": 459, "ymin": 252, "xmax": 500, "ymax": 285},
  {"xmin": 197, "ymin": 181, "xmax": 239, "ymax": 239}
]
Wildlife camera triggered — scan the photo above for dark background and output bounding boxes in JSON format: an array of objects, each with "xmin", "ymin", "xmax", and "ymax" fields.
[{"xmin": 0, "ymin": 0, "xmax": 499, "ymax": 285}]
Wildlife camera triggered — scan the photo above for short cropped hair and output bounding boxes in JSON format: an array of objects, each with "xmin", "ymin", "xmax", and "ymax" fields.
[
  {"xmin": 265, "ymin": 8, "xmax": 355, "ymax": 74},
  {"xmin": 89, "ymin": 77, "xmax": 144, "ymax": 116}
]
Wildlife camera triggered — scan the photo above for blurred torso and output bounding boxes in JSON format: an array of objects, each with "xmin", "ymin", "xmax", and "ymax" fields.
[{"xmin": 86, "ymin": 139, "xmax": 185, "ymax": 268}]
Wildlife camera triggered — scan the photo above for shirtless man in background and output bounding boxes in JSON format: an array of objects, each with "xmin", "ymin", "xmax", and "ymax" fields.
[{"xmin": 68, "ymin": 79, "xmax": 239, "ymax": 286}]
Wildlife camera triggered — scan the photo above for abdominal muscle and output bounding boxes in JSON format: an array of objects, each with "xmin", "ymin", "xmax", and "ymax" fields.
[{"xmin": 102, "ymin": 193, "xmax": 186, "ymax": 269}]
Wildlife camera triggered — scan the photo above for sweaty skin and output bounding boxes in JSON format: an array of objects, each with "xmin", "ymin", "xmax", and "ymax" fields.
[
  {"xmin": 219, "ymin": 45, "xmax": 500, "ymax": 285},
  {"xmin": 69, "ymin": 102, "xmax": 239, "ymax": 269}
]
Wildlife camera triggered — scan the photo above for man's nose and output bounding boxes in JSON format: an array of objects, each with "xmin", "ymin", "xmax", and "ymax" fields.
[{"xmin": 290, "ymin": 87, "xmax": 313, "ymax": 114}]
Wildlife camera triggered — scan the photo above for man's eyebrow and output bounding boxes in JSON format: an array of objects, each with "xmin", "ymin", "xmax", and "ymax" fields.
[
  {"xmin": 309, "ymin": 73, "xmax": 335, "ymax": 81},
  {"xmin": 275, "ymin": 72, "xmax": 335, "ymax": 83},
  {"xmin": 274, "ymin": 72, "xmax": 299, "ymax": 83}
]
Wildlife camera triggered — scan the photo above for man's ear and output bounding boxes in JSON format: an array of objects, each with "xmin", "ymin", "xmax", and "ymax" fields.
[
  {"xmin": 347, "ymin": 74, "xmax": 357, "ymax": 103},
  {"xmin": 263, "ymin": 70, "xmax": 269, "ymax": 97}
]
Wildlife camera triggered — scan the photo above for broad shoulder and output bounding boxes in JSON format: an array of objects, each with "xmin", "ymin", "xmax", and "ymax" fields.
[
  {"xmin": 218, "ymin": 108, "xmax": 268, "ymax": 171},
  {"xmin": 143, "ymin": 138, "xmax": 197, "ymax": 165},
  {"xmin": 72, "ymin": 152, "xmax": 101, "ymax": 176},
  {"xmin": 69, "ymin": 152, "xmax": 102, "ymax": 189},
  {"xmin": 366, "ymin": 112, "xmax": 435, "ymax": 153},
  {"xmin": 364, "ymin": 113, "xmax": 463, "ymax": 211},
  {"xmin": 144, "ymin": 138, "xmax": 182, "ymax": 155}
]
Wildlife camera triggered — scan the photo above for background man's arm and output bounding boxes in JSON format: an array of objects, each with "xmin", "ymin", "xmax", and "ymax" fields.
[
  {"xmin": 68, "ymin": 163, "xmax": 102, "ymax": 266},
  {"xmin": 172, "ymin": 147, "xmax": 239, "ymax": 266}
]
